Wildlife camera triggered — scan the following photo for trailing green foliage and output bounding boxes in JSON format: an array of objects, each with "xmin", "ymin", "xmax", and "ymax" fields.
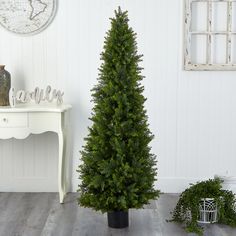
[
  {"xmin": 170, "ymin": 178, "xmax": 236, "ymax": 235},
  {"xmin": 77, "ymin": 7, "xmax": 160, "ymax": 213}
]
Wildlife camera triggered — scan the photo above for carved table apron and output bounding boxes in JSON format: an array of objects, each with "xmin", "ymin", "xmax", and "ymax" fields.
[{"xmin": 0, "ymin": 104, "xmax": 72, "ymax": 203}]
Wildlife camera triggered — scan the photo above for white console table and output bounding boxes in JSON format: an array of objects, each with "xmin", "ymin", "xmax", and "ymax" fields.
[{"xmin": 0, "ymin": 104, "xmax": 72, "ymax": 203}]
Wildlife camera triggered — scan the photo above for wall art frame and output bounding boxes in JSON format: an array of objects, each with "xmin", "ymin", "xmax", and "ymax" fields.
[{"xmin": 184, "ymin": 0, "xmax": 236, "ymax": 71}]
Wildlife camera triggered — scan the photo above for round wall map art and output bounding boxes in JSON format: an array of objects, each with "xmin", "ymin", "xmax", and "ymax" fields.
[{"xmin": 0, "ymin": 0, "xmax": 57, "ymax": 35}]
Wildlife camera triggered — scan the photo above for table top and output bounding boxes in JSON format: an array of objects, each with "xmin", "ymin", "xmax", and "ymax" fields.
[{"xmin": 0, "ymin": 104, "xmax": 72, "ymax": 113}]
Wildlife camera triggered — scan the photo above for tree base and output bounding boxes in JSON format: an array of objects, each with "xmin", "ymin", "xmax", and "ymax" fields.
[{"xmin": 107, "ymin": 211, "xmax": 129, "ymax": 228}]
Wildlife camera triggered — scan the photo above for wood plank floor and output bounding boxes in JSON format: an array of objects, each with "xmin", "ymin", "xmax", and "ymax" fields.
[{"xmin": 0, "ymin": 193, "xmax": 235, "ymax": 236}]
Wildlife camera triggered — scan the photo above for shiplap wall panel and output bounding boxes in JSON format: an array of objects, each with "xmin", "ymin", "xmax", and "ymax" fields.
[
  {"xmin": 0, "ymin": 0, "xmax": 236, "ymax": 193},
  {"xmin": 23, "ymin": 135, "xmax": 35, "ymax": 177}
]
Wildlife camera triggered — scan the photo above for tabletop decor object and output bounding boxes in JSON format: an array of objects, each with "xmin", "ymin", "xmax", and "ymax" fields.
[
  {"xmin": 0, "ymin": 0, "xmax": 57, "ymax": 35},
  {"xmin": 0, "ymin": 65, "xmax": 11, "ymax": 106},
  {"xmin": 78, "ymin": 7, "xmax": 160, "ymax": 229},
  {"xmin": 9, "ymin": 85, "xmax": 64, "ymax": 107}
]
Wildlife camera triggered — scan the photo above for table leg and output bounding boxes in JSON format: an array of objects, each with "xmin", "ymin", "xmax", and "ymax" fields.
[{"xmin": 58, "ymin": 130, "xmax": 66, "ymax": 203}]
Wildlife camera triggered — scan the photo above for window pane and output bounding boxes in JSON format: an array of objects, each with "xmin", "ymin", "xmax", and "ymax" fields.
[
  {"xmin": 212, "ymin": 2, "xmax": 227, "ymax": 31},
  {"xmin": 232, "ymin": 35, "xmax": 236, "ymax": 64},
  {"xmin": 191, "ymin": 35, "xmax": 207, "ymax": 64},
  {"xmin": 212, "ymin": 35, "xmax": 227, "ymax": 64},
  {"xmin": 232, "ymin": 3, "xmax": 236, "ymax": 32},
  {"xmin": 191, "ymin": 2, "xmax": 207, "ymax": 31}
]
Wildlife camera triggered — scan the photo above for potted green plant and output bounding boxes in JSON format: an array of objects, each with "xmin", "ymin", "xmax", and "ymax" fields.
[
  {"xmin": 77, "ymin": 7, "xmax": 160, "ymax": 228},
  {"xmin": 170, "ymin": 178, "xmax": 236, "ymax": 235}
]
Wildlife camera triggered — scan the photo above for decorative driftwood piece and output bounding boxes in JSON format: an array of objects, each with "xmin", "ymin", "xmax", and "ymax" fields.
[
  {"xmin": 184, "ymin": 0, "xmax": 236, "ymax": 71},
  {"xmin": 9, "ymin": 85, "xmax": 64, "ymax": 107}
]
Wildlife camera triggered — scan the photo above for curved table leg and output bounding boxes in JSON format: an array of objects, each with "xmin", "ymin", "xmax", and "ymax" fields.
[{"xmin": 58, "ymin": 130, "xmax": 66, "ymax": 203}]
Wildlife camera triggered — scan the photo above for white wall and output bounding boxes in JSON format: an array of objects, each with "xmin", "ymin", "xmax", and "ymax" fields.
[{"xmin": 1, "ymin": 0, "xmax": 236, "ymax": 193}]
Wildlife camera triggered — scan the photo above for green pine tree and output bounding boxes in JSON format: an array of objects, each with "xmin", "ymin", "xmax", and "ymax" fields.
[{"xmin": 78, "ymin": 7, "xmax": 160, "ymax": 213}]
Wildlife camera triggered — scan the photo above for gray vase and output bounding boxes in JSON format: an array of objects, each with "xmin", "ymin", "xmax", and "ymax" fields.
[{"xmin": 0, "ymin": 65, "xmax": 11, "ymax": 106}]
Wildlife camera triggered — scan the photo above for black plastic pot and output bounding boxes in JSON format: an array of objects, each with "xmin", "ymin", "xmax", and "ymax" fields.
[{"xmin": 107, "ymin": 210, "xmax": 129, "ymax": 228}]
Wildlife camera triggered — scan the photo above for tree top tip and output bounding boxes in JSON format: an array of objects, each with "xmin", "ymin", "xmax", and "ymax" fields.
[{"xmin": 114, "ymin": 6, "xmax": 128, "ymax": 19}]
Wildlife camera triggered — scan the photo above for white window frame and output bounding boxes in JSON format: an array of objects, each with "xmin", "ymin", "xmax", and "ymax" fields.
[{"xmin": 184, "ymin": 0, "xmax": 236, "ymax": 71}]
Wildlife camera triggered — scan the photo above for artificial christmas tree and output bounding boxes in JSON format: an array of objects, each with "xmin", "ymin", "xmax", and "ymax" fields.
[{"xmin": 78, "ymin": 7, "xmax": 160, "ymax": 228}]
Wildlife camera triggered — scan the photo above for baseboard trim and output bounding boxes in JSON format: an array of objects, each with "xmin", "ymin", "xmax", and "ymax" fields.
[{"xmin": 0, "ymin": 178, "xmax": 58, "ymax": 192}]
